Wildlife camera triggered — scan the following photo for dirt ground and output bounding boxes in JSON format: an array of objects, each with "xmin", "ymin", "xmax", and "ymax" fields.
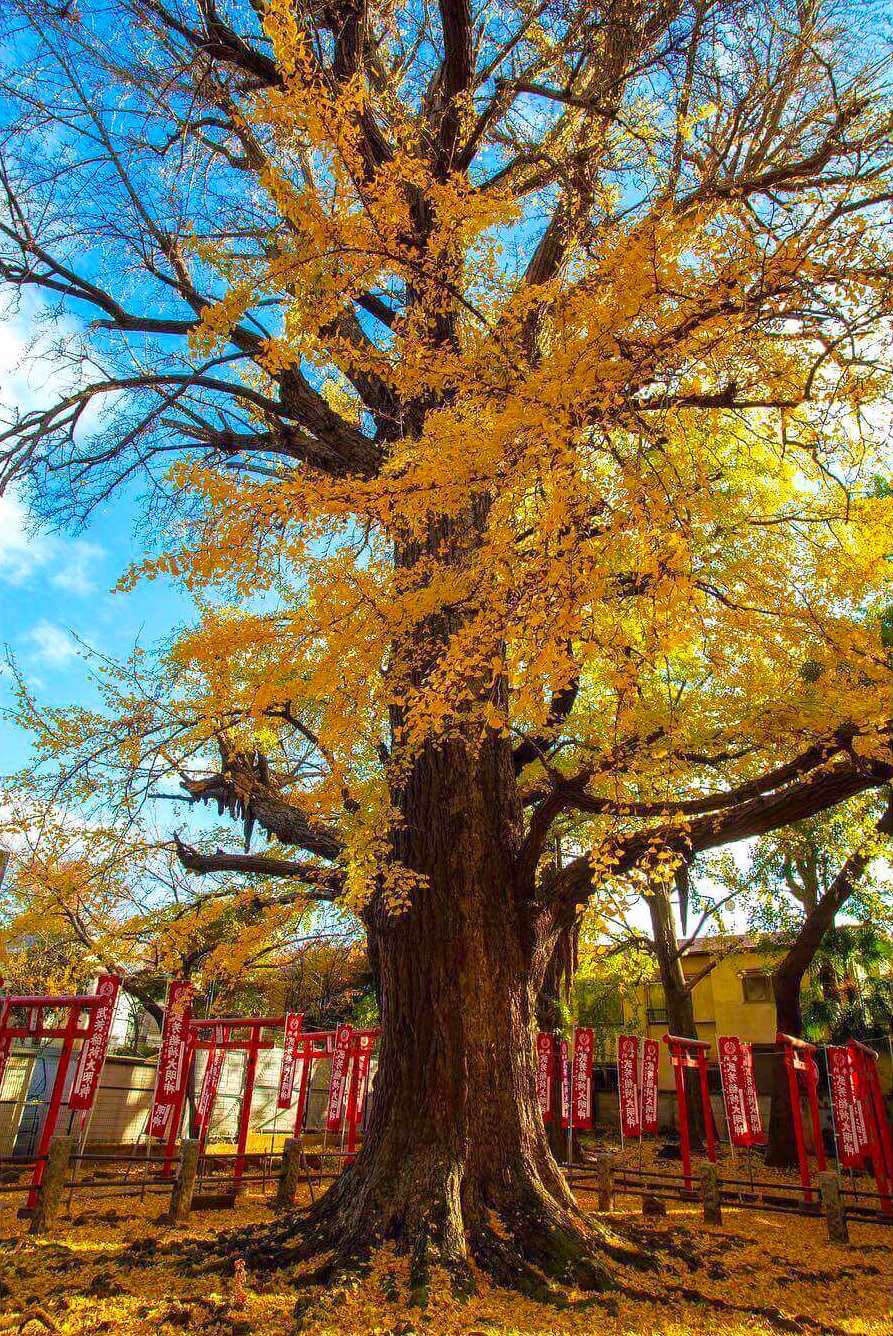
[{"xmin": 0, "ymin": 1145, "xmax": 890, "ymax": 1336}]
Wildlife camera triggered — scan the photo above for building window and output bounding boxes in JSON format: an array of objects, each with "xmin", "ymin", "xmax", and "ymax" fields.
[
  {"xmin": 741, "ymin": 972, "xmax": 772, "ymax": 1003},
  {"xmin": 645, "ymin": 983, "xmax": 668, "ymax": 1026}
]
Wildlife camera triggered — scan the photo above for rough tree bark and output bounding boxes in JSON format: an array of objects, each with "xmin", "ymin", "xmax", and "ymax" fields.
[
  {"xmin": 299, "ymin": 735, "xmax": 629, "ymax": 1297},
  {"xmin": 182, "ymin": 728, "xmax": 893, "ymax": 1287}
]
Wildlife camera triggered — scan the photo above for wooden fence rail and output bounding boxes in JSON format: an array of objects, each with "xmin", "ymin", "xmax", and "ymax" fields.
[
  {"xmin": 1, "ymin": 1138, "xmax": 892, "ymax": 1239},
  {"xmin": 567, "ymin": 1156, "xmax": 893, "ymax": 1240}
]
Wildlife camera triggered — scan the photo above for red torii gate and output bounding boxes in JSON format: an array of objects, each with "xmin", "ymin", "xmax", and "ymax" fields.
[
  {"xmin": 662, "ymin": 1033, "xmax": 717, "ymax": 1190},
  {"xmin": 281, "ymin": 1027, "xmax": 336, "ymax": 1135},
  {"xmin": 188, "ymin": 1016, "xmax": 284, "ymax": 1188},
  {"xmin": 277, "ymin": 1020, "xmax": 379, "ymax": 1155},
  {"xmin": 154, "ymin": 1005, "xmax": 380, "ymax": 1184},
  {"xmin": 157, "ymin": 1014, "xmax": 284, "ymax": 1184},
  {"xmin": 777, "ymin": 1031, "xmax": 826, "ymax": 1203},
  {"xmin": 846, "ymin": 1038, "xmax": 893, "ymax": 1214},
  {"xmin": 321, "ymin": 1025, "xmax": 378, "ymax": 1160},
  {"xmin": 0, "ymin": 983, "xmax": 117, "ymax": 1209}
]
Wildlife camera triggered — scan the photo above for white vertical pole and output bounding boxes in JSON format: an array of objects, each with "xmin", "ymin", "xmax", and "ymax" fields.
[
  {"xmin": 616, "ymin": 1034, "xmax": 624, "ymax": 1156},
  {"xmin": 636, "ymin": 1037, "xmax": 643, "ymax": 1173},
  {"xmin": 823, "ymin": 1046, "xmax": 844, "ymax": 1176}
]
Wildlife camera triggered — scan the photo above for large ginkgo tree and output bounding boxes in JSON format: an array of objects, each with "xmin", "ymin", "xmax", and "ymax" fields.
[{"xmin": 1, "ymin": 0, "xmax": 892, "ymax": 1294}]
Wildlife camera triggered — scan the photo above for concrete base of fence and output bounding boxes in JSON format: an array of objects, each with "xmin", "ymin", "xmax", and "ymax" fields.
[
  {"xmin": 700, "ymin": 1164, "xmax": 722, "ymax": 1225},
  {"xmin": 166, "ymin": 1139, "xmax": 199, "ymax": 1224},
  {"xmin": 30, "ymin": 1136, "xmax": 76, "ymax": 1236},
  {"xmin": 817, "ymin": 1171, "xmax": 849, "ymax": 1243}
]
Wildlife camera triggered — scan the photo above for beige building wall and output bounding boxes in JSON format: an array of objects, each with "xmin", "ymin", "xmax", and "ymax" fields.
[
  {"xmin": 0, "ymin": 1053, "xmax": 35, "ymax": 1156},
  {"xmin": 629, "ymin": 946, "xmax": 785, "ymax": 1089}
]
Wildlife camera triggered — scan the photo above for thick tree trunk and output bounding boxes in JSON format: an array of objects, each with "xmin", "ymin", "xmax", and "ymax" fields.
[
  {"xmin": 646, "ymin": 887, "xmax": 706, "ymax": 1146},
  {"xmin": 299, "ymin": 736, "xmax": 627, "ymax": 1295},
  {"xmin": 765, "ymin": 966, "xmax": 804, "ymax": 1167}
]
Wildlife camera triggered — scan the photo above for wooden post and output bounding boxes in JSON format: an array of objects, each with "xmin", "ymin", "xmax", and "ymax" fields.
[
  {"xmin": 595, "ymin": 1156, "xmax": 614, "ymax": 1212},
  {"xmin": 276, "ymin": 1137, "xmax": 304, "ymax": 1210},
  {"xmin": 700, "ymin": 1162, "xmax": 722, "ymax": 1225},
  {"xmin": 29, "ymin": 1135, "xmax": 76, "ymax": 1235},
  {"xmin": 817, "ymin": 1170, "xmax": 849, "ymax": 1244},
  {"xmin": 168, "ymin": 1139, "xmax": 200, "ymax": 1223}
]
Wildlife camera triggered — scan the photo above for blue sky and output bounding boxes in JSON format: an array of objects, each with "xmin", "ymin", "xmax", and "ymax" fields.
[{"xmin": 0, "ymin": 301, "xmax": 191, "ymax": 775}]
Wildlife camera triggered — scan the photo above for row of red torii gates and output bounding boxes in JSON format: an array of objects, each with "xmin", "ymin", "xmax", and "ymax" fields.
[
  {"xmin": 1, "ymin": 977, "xmax": 891, "ymax": 1215},
  {"xmin": 0, "ymin": 978, "xmax": 376, "ymax": 1207}
]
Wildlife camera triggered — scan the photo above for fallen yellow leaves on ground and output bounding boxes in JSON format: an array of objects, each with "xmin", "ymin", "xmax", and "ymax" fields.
[{"xmin": 0, "ymin": 1174, "xmax": 889, "ymax": 1336}]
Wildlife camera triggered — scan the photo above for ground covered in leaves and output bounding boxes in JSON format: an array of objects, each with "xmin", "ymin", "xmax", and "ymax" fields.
[{"xmin": 0, "ymin": 1154, "xmax": 889, "ymax": 1336}]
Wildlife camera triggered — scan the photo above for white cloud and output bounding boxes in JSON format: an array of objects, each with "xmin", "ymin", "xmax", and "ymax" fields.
[
  {"xmin": 0, "ymin": 298, "xmax": 107, "ymax": 592},
  {"xmin": 0, "ymin": 491, "xmax": 53, "ymax": 584},
  {"xmin": 0, "ymin": 292, "xmax": 87, "ymax": 416},
  {"xmin": 50, "ymin": 540, "xmax": 106, "ymax": 596},
  {"xmin": 0, "ymin": 300, "xmax": 49, "ymax": 418},
  {"xmin": 0, "ymin": 490, "xmax": 105, "ymax": 594},
  {"xmin": 24, "ymin": 620, "xmax": 79, "ymax": 667}
]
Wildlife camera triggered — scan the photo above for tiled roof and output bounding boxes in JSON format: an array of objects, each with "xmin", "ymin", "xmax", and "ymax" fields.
[{"xmin": 677, "ymin": 930, "xmax": 784, "ymax": 954}]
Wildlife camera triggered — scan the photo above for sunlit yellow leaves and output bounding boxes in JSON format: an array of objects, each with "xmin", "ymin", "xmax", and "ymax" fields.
[
  {"xmin": 4, "ymin": 0, "xmax": 893, "ymax": 942},
  {"xmin": 2, "ymin": 1161, "xmax": 889, "ymax": 1336}
]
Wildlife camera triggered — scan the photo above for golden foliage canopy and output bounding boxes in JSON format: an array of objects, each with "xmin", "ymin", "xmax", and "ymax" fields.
[{"xmin": 1, "ymin": 0, "xmax": 892, "ymax": 935}]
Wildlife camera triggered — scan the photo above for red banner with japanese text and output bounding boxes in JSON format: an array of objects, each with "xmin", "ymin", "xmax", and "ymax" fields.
[
  {"xmin": 149, "ymin": 979, "xmax": 193, "ymax": 1137},
  {"xmin": 148, "ymin": 1102, "xmax": 173, "ymax": 1140},
  {"xmin": 69, "ymin": 974, "xmax": 121, "ymax": 1111},
  {"xmin": 848, "ymin": 1054, "xmax": 870, "ymax": 1158},
  {"xmin": 346, "ymin": 1032, "xmax": 374, "ymax": 1130},
  {"xmin": 0, "ymin": 1000, "xmax": 11, "ymax": 1090},
  {"xmin": 536, "ymin": 1033, "xmax": 553, "ymax": 1122},
  {"xmin": 641, "ymin": 1037, "xmax": 660, "ymax": 1135},
  {"xmin": 195, "ymin": 1031, "xmax": 226, "ymax": 1138},
  {"xmin": 572, "ymin": 1028, "xmax": 594, "ymax": 1129},
  {"xmin": 617, "ymin": 1034, "xmax": 641, "ymax": 1138},
  {"xmin": 740, "ymin": 1040, "xmax": 764, "ymax": 1144},
  {"xmin": 828, "ymin": 1046, "xmax": 867, "ymax": 1168},
  {"xmin": 277, "ymin": 1012, "xmax": 304, "ymax": 1109},
  {"xmin": 718, "ymin": 1036, "xmax": 749, "ymax": 1146},
  {"xmin": 718, "ymin": 1036, "xmax": 764, "ymax": 1147},
  {"xmin": 559, "ymin": 1038, "xmax": 571, "ymax": 1128},
  {"xmin": 325, "ymin": 1024, "xmax": 353, "ymax": 1131}
]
